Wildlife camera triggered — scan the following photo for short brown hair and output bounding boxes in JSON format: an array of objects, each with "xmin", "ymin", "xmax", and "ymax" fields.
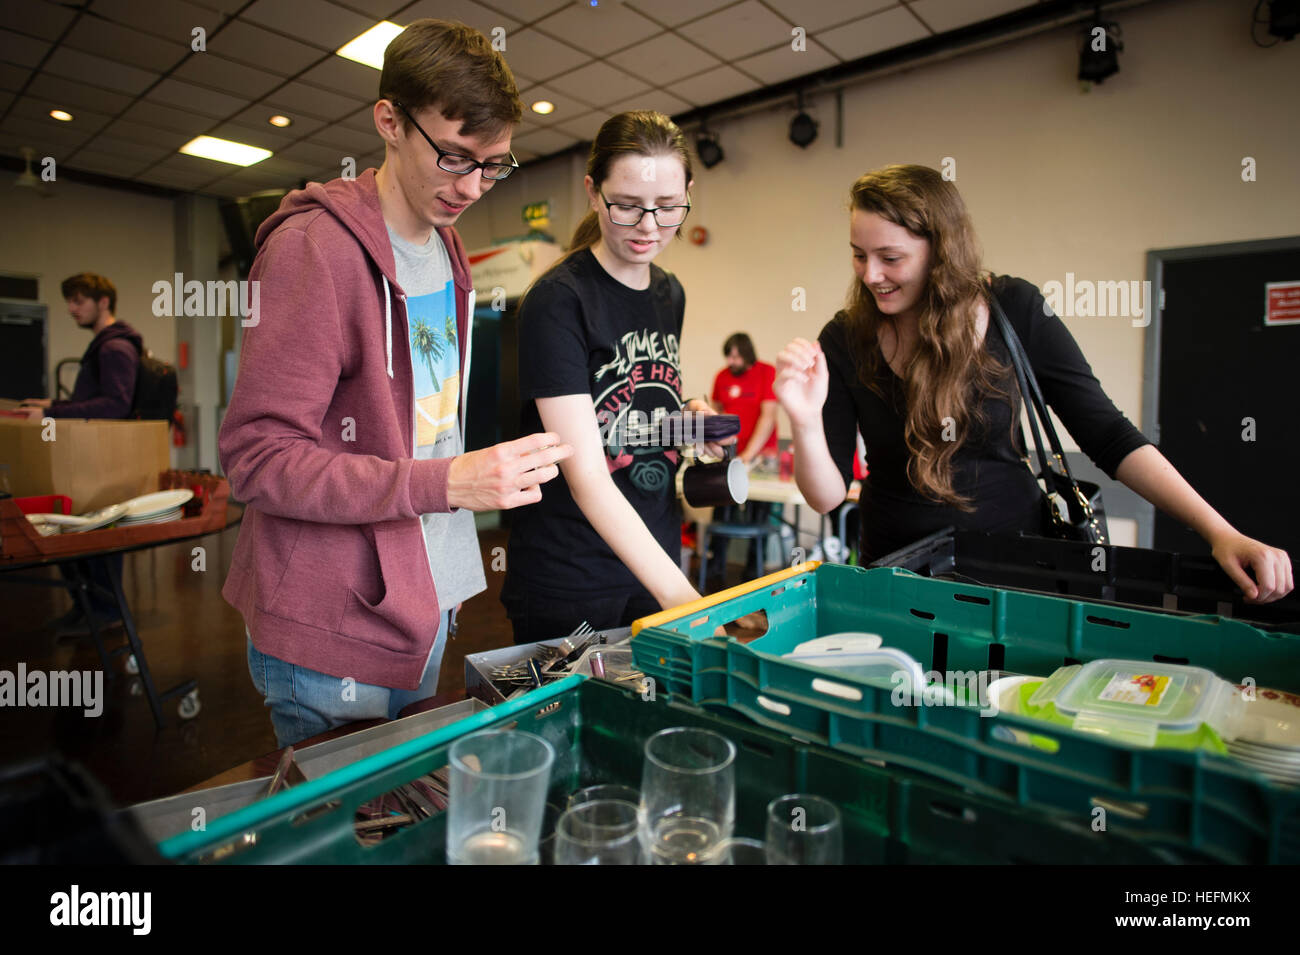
[
  {"xmin": 61, "ymin": 272, "xmax": 116, "ymax": 312},
  {"xmin": 379, "ymin": 19, "xmax": 521, "ymax": 140},
  {"xmin": 723, "ymin": 333, "xmax": 755, "ymax": 365}
]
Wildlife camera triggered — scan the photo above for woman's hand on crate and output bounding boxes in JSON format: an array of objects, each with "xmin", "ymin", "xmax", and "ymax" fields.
[{"xmin": 1211, "ymin": 531, "xmax": 1294, "ymax": 603}]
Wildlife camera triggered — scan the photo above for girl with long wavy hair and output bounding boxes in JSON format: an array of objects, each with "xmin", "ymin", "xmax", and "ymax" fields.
[
  {"xmin": 775, "ymin": 164, "xmax": 1292, "ymax": 602},
  {"xmin": 501, "ymin": 111, "xmax": 731, "ymax": 643}
]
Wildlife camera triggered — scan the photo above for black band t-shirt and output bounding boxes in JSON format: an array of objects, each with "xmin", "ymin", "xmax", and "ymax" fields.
[{"xmin": 504, "ymin": 248, "xmax": 685, "ymax": 598}]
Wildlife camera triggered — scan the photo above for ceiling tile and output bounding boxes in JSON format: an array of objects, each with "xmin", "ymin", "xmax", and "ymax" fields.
[
  {"xmin": 907, "ymin": 0, "xmax": 1032, "ymax": 33},
  {"xmin": 2, "ymin": 0, "xmax": 78, "ymax": 42},
  {"xmin": 66, "ymin": 149, "xmax": 154, "ymax": 178},
  {"xmin": 298, "ymin": 56, "xmax": 380, "ymax": 101},
  {"xmin": 510, "ymin": 126, "xmax": 578, "ymax": 157},
  {"xmin": 397, "ymin": 0, "xmax": 521, "ymax": 36},
  {"xmin": 172, "ymin": 55, "xmax": 285, "ymax": 100},
  {"xmin": 148, "ymin": 152, "xmax": 234, "ymax": 180},
  {"xmin": 0, "ymin": 28, "xmax": 52, "ymax": 69},
  {"xmin": 264, "ymin": 81, "xmax": 367, "ymax": 121},
  {"xmin": 276, "ymin": 139, "xmax": 352, "ymax": 167},
  {"xmin": 232, "ymin": 104, "xmax": 327, "ymax": 137},
  {"xmin": 606, "ymin": 32, "xmax": 721, "ymax": 85},
  {"xmin": 0, "ymin": 91, "xmax": 12, "ymax": 115},
  {"xmin": 515, "ymin": 84, "xmax": 594, "ymax": 119},
  {"xmin": 102, "ymin": 118, "xmax": 195, "ymax": 149},
  {"xmin": 240, "ymin": 0, "xmax": 376, "ymax": 52},
  {"xmin": 149, "ymin": 77, "xmax": 250, "ymax": 120},
  {"xmin": 0, "ymin": 61, "xmax": 29, "ymax": 92},
  {"xmin": 533, "ymin": 3, "xmax": 661, "ymax": 56},
  {"xmin": 665, "ymin": 64, "xmax": 757, "ymax": 106},
  {"xmin": 90, "ymin": 0, "xmax": 227, "ymax": 39},
  {"xmin": 0, "ymin": 115, "xmax": 86, "ymax": 149},
  {"xmin": 334, "ymin": 0, "xmax": 405, "ymax": 18},
  {"xmin": 43, "ymin": 47, "xmax": 160, "ymax": 96},
  {"xmin": 227, "ymin": 154, "xmax": 319, "ymax": 179},
  {"xmin": 550, "ymin": 108, "xmax": 607, "ymax": 142},
  {"xmin": 135, "ymin": 165, "xmax": 222, "ymax": 190},
  {"xmin": 336, "ymin": 104, "xmax": 377, "ymax": 133},
  {"xmin": 815, "ymin": 6, "xmax": 929, "ymax": 60},
  {"xmin": 681, "ymin": 0, "xmax": 794, "ymax": 61},
  {"xmin": 196, "ymin": 176, "xmax": 264, "ymax": 198},
  {"xmin": 63, "ymin": 17, "xmax": 190, "ymax": 73},
  {"xmin": 601, "ymin": 89, "xmax": 693, "ymax": 120},
  {"xmin": 498, "ymin": 27, "xmax": 588, "ymax": 83},
  {"xmin": 765, "ymin": 0, "xmax": 898, "ymax": 33},
  {"xmin": 623, "ymin": 0, "xmax": 739, "ymax": 28},
  {"xmin": 307, "ymin": 122, "xmax": 381, "ymax": 153},
  {"xmin": 472, "ymin": 0, "xmax": 570, "ymax": 22},
  {"xmin": 24, "ymin": 73, "xmax": 135, "ymax": 116},
  {"xmin": 207, "ymin": 20, "xmax": 325, "ymax": 76},
  {"xmin": 733, "ymin": 38, "xmax": 838, "ymax": 84},
  {"xmin": 546, "ymin": 61, "xmax": 650, "ymax": 107},
  {"xmin": 121, "ymin": 99, "xmax": 218, "ymax": 137},
  {"xmin": 77, "ymin": 134, "xmax": 173, "ymax": 164}
]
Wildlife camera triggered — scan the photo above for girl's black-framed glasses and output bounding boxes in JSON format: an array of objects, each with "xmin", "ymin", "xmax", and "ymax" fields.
[{"xmin": 599, "ymin": 191, "xmax": 692, "ymax": 227}]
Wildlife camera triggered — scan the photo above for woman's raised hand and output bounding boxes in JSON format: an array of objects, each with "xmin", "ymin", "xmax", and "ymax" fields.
[{"xmin": 774, "ymin": 338, "xmax": 829, "ymax": 427}]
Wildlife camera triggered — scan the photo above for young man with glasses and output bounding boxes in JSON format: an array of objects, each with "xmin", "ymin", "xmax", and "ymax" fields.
[{"xmin": 219, "ymin": 19, "xmax": 570, "ymax": 746}]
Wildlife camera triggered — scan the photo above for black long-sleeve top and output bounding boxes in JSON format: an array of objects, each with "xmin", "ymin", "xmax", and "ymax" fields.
[
  {"xmin": 49, "ymin": 321, "xmax": 141, "ymax": 419},
  {"xmin": 820, "ymin": 275, "xmax": 1151, "ymax": 561}
]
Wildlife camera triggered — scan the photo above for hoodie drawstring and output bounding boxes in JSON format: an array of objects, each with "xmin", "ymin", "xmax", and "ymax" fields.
[{"xmin": 383, "ymin": 275, "xmax": 393, "ymax": 379}]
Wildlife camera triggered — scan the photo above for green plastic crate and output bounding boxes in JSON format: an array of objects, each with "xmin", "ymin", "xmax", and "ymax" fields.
[
  {"xmin": 629, "ymin": 563, "xmax": 1300, "ymax": 863},
  {"xmin": 157, "ymin": 677, "xmax": 1178, "ymax": 864}
]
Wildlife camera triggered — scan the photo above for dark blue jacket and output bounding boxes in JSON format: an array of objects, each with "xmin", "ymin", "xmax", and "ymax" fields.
[{"xmin": 49, "ymin": 321, "xmax": 142, "ymax": 419}]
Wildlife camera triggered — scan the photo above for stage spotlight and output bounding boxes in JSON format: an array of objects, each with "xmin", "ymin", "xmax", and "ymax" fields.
[
  {"xmin": 1078, "ymin": 7, "xmax": 1123, "ymax": 86},
  {"xmin": 696, "ymin": 129, "xmax": 724, "ymax": 169}
]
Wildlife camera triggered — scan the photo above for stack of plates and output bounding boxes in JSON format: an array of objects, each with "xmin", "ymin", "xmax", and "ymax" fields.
[
  {"xmin": 1226, "ymin": 687, "xmax": 1300, "ymax": 785},
  {"xmin": 117, "ymin": 490, "xmax": 194, "ymax": 526}
]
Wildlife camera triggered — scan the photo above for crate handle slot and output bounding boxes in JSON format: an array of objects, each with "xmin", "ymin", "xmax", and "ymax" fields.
[
  {"xmin": 756, "ymin": 694, "xmax": 792, "ymax": 716},
  {"xmin": 927, "ymin": 800, "xmax": 978, "ymax": 824},
  {"xmin": 811, "ymin": 678, "xmax": 863, "ymax": 702},
  {"xmin": 1151, "ymin": 654, "xmax": 1189, "ymax": 666},
  {"xmin": 630, "ymin": 562, "xmax": 821, "ymax": 635},
  {"xmin": 910, "ymin": 608, "xmax": 936, "ymax": 620},
  {"xmin": 1090, "ymin": 796, "xmax": 1150, "ymax": 820},
  {"xmin": 196, "ymin": 831, "xmax": 258, "ymax": 863},
  {"xmin": 1085, "ymin": 614, "xmax": 1131, "ymax": 629},
  {"xmin": 740, "ymin": 740, "xmax": 775, "ymax": 759},
  {"xmin": 954, "ymin": 592, "xmax": 991, "ymax": 605},
  {"xmin": 290, "ymin": 800, "xmax": 342, "ymax": 827}
]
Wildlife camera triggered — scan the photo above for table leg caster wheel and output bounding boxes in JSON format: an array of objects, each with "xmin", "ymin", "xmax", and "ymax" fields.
[
  {"xmin": 125, "ymin": 654, "xmax": 139, "ymax": 675},
  {"xmin": 178, "ymin": 690, "xmax": 201, "ymax": 720}
]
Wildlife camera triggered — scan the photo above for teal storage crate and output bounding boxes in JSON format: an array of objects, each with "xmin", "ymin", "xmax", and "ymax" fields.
[
  {"xmin": 629, "ymin": 563, "xmax": 1300, "ymax": 863},
  {"xmin": 157, "ymin": 677, "xmax": 1179, "ymax": 865}
]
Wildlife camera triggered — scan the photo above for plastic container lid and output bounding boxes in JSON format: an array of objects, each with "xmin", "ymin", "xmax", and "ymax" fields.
[
  {"xmin": 782, "ymin": 643, "xmax": 925, "ymax": 694},
  {"xmin": 1029, "ymin": 659, "xmax": 1244, "ymax": 747}
]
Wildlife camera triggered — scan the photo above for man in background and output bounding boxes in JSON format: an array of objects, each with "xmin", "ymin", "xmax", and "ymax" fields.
[
  {"xmin": 21, "ymin": 272, "xmax": 142, "ymax": 634},
  {"xmin": 705, "ymin": 332, "xmax": 780, "ymax": 587}
]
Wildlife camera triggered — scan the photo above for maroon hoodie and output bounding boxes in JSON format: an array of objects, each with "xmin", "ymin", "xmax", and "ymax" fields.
[{"xmin": 219, "ymin": 169, "xmax": 473, "ymax": 689}]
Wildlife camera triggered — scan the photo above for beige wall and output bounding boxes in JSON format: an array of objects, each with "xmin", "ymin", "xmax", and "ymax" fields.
[
  {"xmin": 0, "ymin": 177, "xmax": 176, "ymax": 400},
  {"xmin": 463, "ymin": 0, "xmax": 1300, "ymax": 452}
]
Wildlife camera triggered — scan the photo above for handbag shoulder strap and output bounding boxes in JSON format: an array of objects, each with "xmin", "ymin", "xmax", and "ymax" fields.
[{"xmin": 987, "ymin": 289, "xmax": 1076, "ymax": 482}]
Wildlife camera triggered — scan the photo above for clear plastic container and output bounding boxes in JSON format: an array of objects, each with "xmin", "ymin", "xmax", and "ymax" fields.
[
  {"xmin": 1029, "ymin": 659, "xmax": 1244, "ymax": 747},
  {"xmin": 781, "ymin": 644, "xmax": 926, "ymax": 694}
]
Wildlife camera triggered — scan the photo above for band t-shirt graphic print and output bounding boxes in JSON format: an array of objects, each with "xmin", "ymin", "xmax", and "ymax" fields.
[{"xmin": 506, "ymin": 247, "xmax": 685, "ymax": 596}]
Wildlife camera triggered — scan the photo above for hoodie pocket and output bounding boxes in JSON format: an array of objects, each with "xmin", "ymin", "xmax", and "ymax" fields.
[{"xmin": 341, "ymin": 520, "xmax": 439, "ymax": 651}]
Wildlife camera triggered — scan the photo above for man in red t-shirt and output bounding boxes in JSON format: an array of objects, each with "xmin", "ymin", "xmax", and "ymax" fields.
[
  {"xmin": 705, "ymin": 333, "xmax": 779, "ymax": 587},
  {"xmin": 711, "ymin": 333, "xmax": 778, "ymax": 464}
]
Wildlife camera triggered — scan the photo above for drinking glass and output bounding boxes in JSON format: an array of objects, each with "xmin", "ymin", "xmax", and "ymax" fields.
[
  {"xmin": 765, "ymin": 793, "xmax": 843, "ymax": 864},
  {"xmin": 567, "ymin": 783, "xmax": 640, "ymax": 809},
  {"xmin": 447, "ymin": 729, "xmax": 555, "ymax": 865},
  {"xmin": 554, "ymin": 799, "xmax": 643, "ymax": 865},
  {"xmin": 639, "ymin": 726, "xmax": 735, "ymax": 865},
  {"xmin": 720, "ymin": 837, "xmax": 770, "ymax": 865}
]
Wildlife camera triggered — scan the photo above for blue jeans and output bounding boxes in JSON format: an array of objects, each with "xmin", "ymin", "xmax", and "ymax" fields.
[{"xmin": 246, "ymin": 610, "xmax": 451, "ymax": 748}]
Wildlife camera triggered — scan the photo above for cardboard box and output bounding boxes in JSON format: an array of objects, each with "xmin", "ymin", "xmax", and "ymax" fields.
[{"xmin": 0, "ymin": 418, "xmax": 171, "ymax": 512}]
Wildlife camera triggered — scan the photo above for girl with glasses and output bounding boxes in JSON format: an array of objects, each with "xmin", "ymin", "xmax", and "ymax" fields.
[
  {"xmin": 774, "ymin": 163, "xmax": 1292, "ymax": 603},
  {"xmin": 501, "ymin": 110, "xmax": 730, "ymax": 644}
]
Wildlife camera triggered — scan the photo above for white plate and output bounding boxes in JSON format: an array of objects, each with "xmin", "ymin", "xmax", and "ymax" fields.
[
  {"xmin": 120, "ymin": 490, "xmax": 193, "ymax": 519},
  {"xmin": 986, "ymin": 676, "xmax": 1045, "ymax": 716},
  {"xmin": 788, "ymin": 633, "xmax": 884, "ymax": 656},
  {"xmin": 65, "ymin": 503, "xmax": 130, "ymax": 533},
  {"xmin": 1230, "ymin": 686, "xmax": 1300, "ymax": 747}
]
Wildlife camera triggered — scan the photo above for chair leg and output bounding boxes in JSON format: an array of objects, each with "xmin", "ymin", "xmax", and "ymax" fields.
[{"xmin": 698, "ymin": 529, "xmax": 710, "ymax": 593}]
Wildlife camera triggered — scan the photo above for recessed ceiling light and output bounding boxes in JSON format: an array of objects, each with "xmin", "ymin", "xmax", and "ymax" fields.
[
  {"xmin": 269, "ymin": 115, "xmax": 292, "ymax": 128},
  {"xmin": 50, "ymin": 109, "xmax": 73, "ymax": 122},
  {"xmin": 531, "ymin": 100, "xmax": 555, "ymax": 115},
  {"xmin": 337, "ymin": 21, "xmax": 405, "ymax": 70},
  {"xmin": 179, "ymin": 135, "xmax": 272, "ymax": 167}
]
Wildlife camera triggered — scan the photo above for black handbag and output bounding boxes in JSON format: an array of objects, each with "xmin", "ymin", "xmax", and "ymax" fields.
[{"xmin": 989, "ymin": 293, "xmax": 1109, "ymax": 545}]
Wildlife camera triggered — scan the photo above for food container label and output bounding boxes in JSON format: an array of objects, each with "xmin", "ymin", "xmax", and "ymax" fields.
[{"xmin": 1098, "ymin": 672, "xmax": 1171, "ymax": 706}]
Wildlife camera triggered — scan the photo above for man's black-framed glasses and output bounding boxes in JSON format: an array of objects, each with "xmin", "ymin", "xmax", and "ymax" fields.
[
  {"xmin": 598, "ymin": 191, "xmax": 692, "ymax": 228},
  {"xmin": 395, "ymin": 102, "xmax": 519, "ymax": 181}
]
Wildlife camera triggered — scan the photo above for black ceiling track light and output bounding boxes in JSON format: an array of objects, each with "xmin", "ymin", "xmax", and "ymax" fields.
[
  {"xmin": 1254, "ymin": 0, "xmax": 1299, "ymax": 45},
  {"xmin": 696, "ymin": 121, "xmax": 724, "ymax": 169},
  {"xmin": 1078, "ymin": 4, "xmax": 1123, "ymax": 87},
  {"xmin": 788, "ymin": 91, "xmax": 818, "ymax": 148}
]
